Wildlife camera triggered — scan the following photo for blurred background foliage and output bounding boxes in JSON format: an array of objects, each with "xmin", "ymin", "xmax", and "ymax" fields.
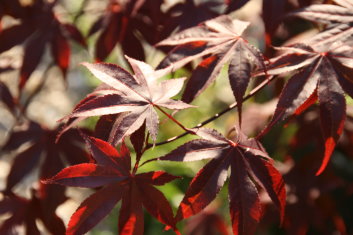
[{"xmin": 0, "ymin": 0, "xmax": 353, "ymax": 234}]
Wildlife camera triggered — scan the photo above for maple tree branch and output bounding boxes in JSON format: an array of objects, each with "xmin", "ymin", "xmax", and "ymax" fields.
[
  {"xmin": 146, "ymin": 75, "xmax": 276, "ymax": 149},
  {"xmin": 154, "ymin": 105, "xmax": 191, "ymax": 133}
]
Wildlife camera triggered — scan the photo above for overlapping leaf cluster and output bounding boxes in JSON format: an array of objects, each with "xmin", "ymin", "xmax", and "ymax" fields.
[{"xmin": 1, "ymin": 0, "xmax": 353, "ymax": 234}]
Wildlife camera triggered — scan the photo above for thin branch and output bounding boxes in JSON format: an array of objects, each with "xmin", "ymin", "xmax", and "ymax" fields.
[
  {"xmin": 155, "ymin": 105, "xmax": 192, "ymax": 133},
  {"xmin": 145, "ymin": 75, "xmax": 276, "ymax": 149}
]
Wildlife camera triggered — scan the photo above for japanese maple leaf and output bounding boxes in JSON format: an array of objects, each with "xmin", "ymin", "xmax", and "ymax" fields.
[
  {"xmin": 184, "ymin": 208, "xmax": 229, "ymax": 235},
  {"xmin": 43, "ymin": 135, "xmax": 179, "ymax": 235},
  {"xmin": 288, "ymin": 0, "xmax": 353, "ymax": 50},
  {"xmin": 89, "ymin": 0, "xmax": 165, "ymax": 61},
  {"xmin": 161, "ymin": 0, "xmax": 223, "ymax": 39},
  {"xmin": 259, "ymin": 42, "xmax": 353, "ymax": 175},
  {"xmin": 1, "ymin": 120, "xmax": 89, "ymax": 192},
  {"xmin": 0, "ymin": 0, "xmax": 86, "ymax": 90},
  {"xmin": 281, "ymin": 116, "xmax": 347, "ymax": 234},
  {"xmin": 0, "ymin": 81, "xmax": 16, "ymax": 114},
  {"xmin": 0, "ymin": 187, "xmax": 66, "ymax": 235},
  {"xmin": 158, "ymin": 127, "xmax": 286, "ymax": 235},
  {"xmin": 62, "ymin": 56, "xmax": 192, "ymax": 144},
  {"xmin": 156, "ymin": 15, "xmax": 265, "ymax": 124}
]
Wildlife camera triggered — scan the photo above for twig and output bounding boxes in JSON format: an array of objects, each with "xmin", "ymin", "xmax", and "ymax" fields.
[{"xmin": 145, "ymin": 75, "xmax": 276, "ymax": 149}]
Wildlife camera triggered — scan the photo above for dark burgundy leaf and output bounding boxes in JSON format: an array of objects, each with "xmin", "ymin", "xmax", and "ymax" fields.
[
  {"xmin": 162, "ymin": 0, "xmax": 222, "ymax": 38},
  {"xmin": 259, "ymin": 43, "xmax": 353, "ymax": 174},
  {"xmin": 62, "ymin": 23, "xmax": 87, "ymax": 48},
  {"xmin": 289, "ymin": 4, "xmax": 353, "ymax": 24},
  {"xmin": 130, "ymin": 122, "xmax": 146, "ymax": 158},
  {"xmin": 226, "ymin": 0, "xmax": 250, "ymax": 13},
  {"xmin": 2, "ymin": 120, "xmax": 89, "ymax": 191},
  {"xmin": 229, "ymin": 154, "xmax": 261, "ymax": 235},
  {"xmin": 184, "ymin": 209, "xmax": 229, "ymax": 235},
  {"xmin": 0, "ymin": 189, "xmax": 66, "ymax": 235},
  {"xmin": 42, "ymin": 163, "xmax": 126, "ymax": 188},
  {"xmin": 94, "ymin": 114, "xmax": 120, "ymax": 141},
  {"xmin": 6, "ymin": 143, "xmax": 43, "ymax": 192},
  {"xmin": 44, "ymin": 137, "xmax": 178, "ymax": 234},
  {"xmin": 67, "ymin": 182, "xmax": 124, "ymax": 235},
  {"xmin": 95, "ymin": 12, "xmax": 122, "ymax": 61},
  {"xmin": 137, "ymin": 181, "xmax": 176, "ymax": 228},
  {"xmin": 62, "ymin": 58, "xmax": 191, "ymax": 144},
  {"xmin": 0, "ymin": 81, "xmax": 15, "ymax": 112},
  {"xmin": 119, "ymin": 183, "xmax": 144, "ymax": 235},
  {"xmin": 0, "ymin": 23, "xmax": 32, "ymax": 53},
  {"xmin": 316, "ymin": 58, "xmax": 346, "ymax": 175},
  {"xmin": 19, "ymin": 34, "xmax": 47, "ymax": 89},
  {"xmin": 175, "ymin": 155, "xmax": 230, "ymax": 222},
  {"xmin": 137, "ymin": 171, "xmax": 180, "ymax": 186},
  {"xmin": 289, "ymin": 2, "xmax": 353, "ymax": 48},
  {"xmin": 247, "ymin": 155, "xmax": 286, "ymax": 222},
  {"xmin": 84, "ymin": 134, "xmax": 131, "ymax": 173},
  {"xmin": 160, "ymin": 127, "xmax": 285, "ymax": 232},
  {"xmin": 157, "ymin": 15, "xmax": 265, "ymax": 123},
  {"xmin": 51, "ymin": 29, "xmax": 70, "ymax": 76}
]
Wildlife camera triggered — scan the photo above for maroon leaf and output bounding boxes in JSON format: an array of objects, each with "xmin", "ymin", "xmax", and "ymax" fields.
[
  {"xmin": 62, "ymin": 58, "xmax": 192, "ymax": 144},
  {"xmin": 51, "ymin": 28, "xmax": 70, "ymax": 77},
  {"xmin": 157, "ymin": 15, "xmax": 265, "ymax": 124},
  {"xmin": 95, "ymin": 12, "xmax": 122, "ymax": 61},
  {"xmin": 0, "ymin": 23, "xmax": 32, "ymax": 53},
  {"xmin": 289, "ymin": 1, "xmax": 353, "ymax": 48},
  {"xmin": 289, "ymin": 4, "xmax": 353, "ymax": 24},
  {"xmin": 0, "ymin": 81, "xmax": 16, "ymax": 113},
  {"xmin": 260, "ymin": 43, "xmax": 353, "ymax": 174},
  {"xmin": 229, "ymin": 155, "xmax": 261, "ymax": 235},
  {"xmin": 159, "ymin": 127, "xmax": 286, "ymax": 232},
  {"xmin": 91, "ymin": 0, "xmax": 164, "ymax": 61},
  {"xmin": 67, "ymin": 183, "xmax": 124, "ymax": 235},
  {"xmin": 2, "ymin": 120, "xmax": 89, "ymax": 191},
  {"xmin": 62, "ymin": 23, "xmax": 87, "ymax": 48},
  {"xmin": 0, "ymin": 189, "xmax": 66, "ymax": 235},
  {"xmin": 175, "ymin": 155, "xmax": 230, "ymax": 222},
  {"xmin": 44, "ymin": 136, "xmax": 179, "ymax": 235},
  {"xmin": 184, "ymin": 209, "xmax": 229, "ymax": 235},
  {"xmin": 5, "ymin": 143, "xmax": 42, "ymax": 192},
  {"xmin": 246, "ymin": 155, "xmax": 286, "ymax": 223},
  {"xmin": 119, "ymin": 183, "xmax": 144, "ymax": 235},
  {"xmin": 0, "ymin": 0, "xmax": 86, "ymax": 90},
  {"xmin": 19, "ymin": 34, "xmax": 47, "ymax": 89}
]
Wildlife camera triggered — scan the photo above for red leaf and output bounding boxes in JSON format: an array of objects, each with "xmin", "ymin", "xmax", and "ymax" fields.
[
  {"xmin": 137, "ymin": 182, "xmax": 176, "ymax": 228},
  {"xmin": 63, "ymin": 59, "xmax": 191, "ymax": 144},
  {"xmin": 137, "ymin": 171, "xmax": 180, "ymax": 185},
  {"xmin": 43, "ymin": 137, "xmax": 179, "ymax": 234},
  {"xmin": 176, "ymin": 155, "xmax": 230, "ymax": 221},
  {"xmin": 62, "ymin": 23, "xmax": 87, "ymax": 48},
  {"xmin": 119, "ymin": 183, "xmax": 144, "ymax": 235},
  {"xmin": 247, "ymin": 155, "xmax": 286, "ymax": 223},
  {"xmin": 0, "ymin": 81, "xmax": 16, "ymax": 112},
  {"xmin": 51, "ymin": 30, "xmax": 70, "ymax": 76},
  {"xmin": 43, "ymin": 163, "xmax": 126, "ymax": 188},
  {"xmin": 316, "ymin": 58, "xmax": 346, "ymax": 175},
  {"xmin": 6, "ymin": 143, "xmax": 43, "ymax": 191},
  {"xmin": 0, "ymin": 23, "xmax": 32, "ymax": 53},
  {"xmin": 259, "ymin": 44, "xmax": 353, "ymax": 173},
  {"xmin": 67, "ymin": 182, "xmax": 124, "ymax": 235},
  {"xmin": 160, "ymin": 127, "xmax": 285, "ymax": 232},
  {"xmin": 83, "ymin": 135, "xmax": 131, "ymax": 173},
  {"xmin": 229, "ymin": 155, "xmax": 261, "ymax": 235},
  {"xmin": 157, "ymin": 15, "xmax": 264, "ymax": 119},
  {"xmin": 19, "ymin": 34, "xmax": 46, "ymax": 90},
  {"xmin": 95, "ymin": 12, "xmax": 122, "ymax": 61}
]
